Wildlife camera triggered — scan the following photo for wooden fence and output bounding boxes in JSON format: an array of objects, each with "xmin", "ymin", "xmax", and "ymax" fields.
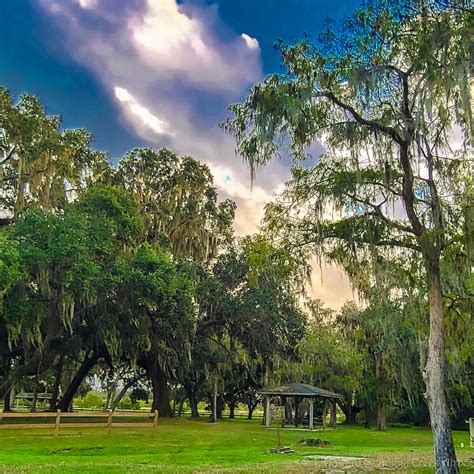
[{"xmin": 0, "ymin": 409, "xmax": 158, "ymax": 436}]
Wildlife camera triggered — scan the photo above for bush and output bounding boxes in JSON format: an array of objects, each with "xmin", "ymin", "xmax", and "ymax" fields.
[
  {"xmin": 116, "ymin": 396, "xmax": 140, "ymax": 410},
  {"xmin": 75, "ymin": 392, "xmax": 104, "ymax": 409}
]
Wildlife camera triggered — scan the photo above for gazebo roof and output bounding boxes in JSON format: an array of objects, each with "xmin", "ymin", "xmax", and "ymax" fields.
[{"xmin": 260, "ymin": 383, "xmax": 343, "ymax": 399}]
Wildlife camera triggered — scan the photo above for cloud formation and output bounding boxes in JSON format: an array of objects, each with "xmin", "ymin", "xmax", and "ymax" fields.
[
  {"xmin": 241, "ymin": 33, "xmax": 260, "ymax": 50},
  {"xmin": 37, "ymin": 0, "xmax": 352, "ymax": 308},
  {"xmin": 38, "ymin": 0, "xmax": 285, "ymax": 232},
  {"xmin": 114, "ymin": 86, "xmax": 172, "ymax": 137}
]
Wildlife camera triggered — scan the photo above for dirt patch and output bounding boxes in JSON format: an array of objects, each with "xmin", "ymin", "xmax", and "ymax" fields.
[
  {"xmin": 209, "ymin": 450, "xmax": 474, "ymax": 473},
  {"xmin": 298, "ymin": 438, "xmax": 331, "ymax": 447},
  {"xmin": 44, "ymin": 445, "xmax": 105, "ymax": 456},
  {"xmin": 268, "ymin": 446, "xmax": 294, "ymax": 454}
]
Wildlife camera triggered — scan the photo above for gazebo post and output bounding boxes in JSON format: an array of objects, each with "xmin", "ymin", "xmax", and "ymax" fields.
[
  {"xmin": 309, "ymin": 397, "xmax": 314, "ymax": 431},
  {"xmin": 265, "ymin": 395, "xmax": 271, "ymax": 428},
  {"xmin": 294, "ymin": 397, "xmax": 300, "ymax": 428},
  {"xmin": 330, "ymin": 398, "xmax": 337, "ymax": 428},
  {"xmin": 322, "ymin": 401, "xmax": 327, "ymax": 429}
]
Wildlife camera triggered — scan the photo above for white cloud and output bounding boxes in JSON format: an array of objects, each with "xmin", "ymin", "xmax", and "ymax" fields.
[
  {"xmin": 131, "ymin": 0, "xmax": 207, "ymax": 55},
  {"xmin": 123, "ymin": 0, "xmax": 261, "ymax": 90},
  {"xmin": 77, "ymin": 0, "xmax": 97, "ymax": 8},
  {"xmin": 114, "ymin": 86, "xmax": 172, "ymax": 137},
  {"xmin": 241, "ymin": 33, "xmax": 259, "ymax": 50}
]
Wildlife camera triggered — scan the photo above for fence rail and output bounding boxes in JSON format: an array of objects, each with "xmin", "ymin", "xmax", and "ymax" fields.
[
  {"xmin": 0, "ymin": 409, "xmax": 158, "ymax": 436},
  {"xmin": 176, "ymin": 410, "xmax": 263, "ymax": 419}
]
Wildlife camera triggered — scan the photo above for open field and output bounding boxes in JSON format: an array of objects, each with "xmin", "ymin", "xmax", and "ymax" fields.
[{"xmin": 0, "ymin": 418, "xmax": 472, "ymax": 473}]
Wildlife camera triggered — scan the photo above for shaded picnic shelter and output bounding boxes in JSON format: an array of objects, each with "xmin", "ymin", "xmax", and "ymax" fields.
[{"xmin": 260, "ymin": 383, "xmax": 343, "ymax": 430}]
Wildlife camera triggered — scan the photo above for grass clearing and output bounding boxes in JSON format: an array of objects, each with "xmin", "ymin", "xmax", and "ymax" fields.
[{"xmin": 0, "ymin": 418, "xmax": 472, "ymax": 472}]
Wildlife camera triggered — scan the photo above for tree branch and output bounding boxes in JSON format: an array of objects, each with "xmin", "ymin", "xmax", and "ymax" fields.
[
  {"xmin": 0, "ymin": 146, "xmax": 16, "ymax": 166},
  {"xmin": 317, "ymin": 91, "xmax": 404, "ymax": 145}
]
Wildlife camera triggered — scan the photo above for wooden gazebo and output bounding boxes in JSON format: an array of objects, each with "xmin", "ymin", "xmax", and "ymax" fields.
[{"xmin": 260, "ymin": 383, "xmax": 343, "ymax": 430}]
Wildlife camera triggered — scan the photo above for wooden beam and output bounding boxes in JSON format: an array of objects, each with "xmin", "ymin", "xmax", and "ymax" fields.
[
  {"xmin": 469, "ymin": 418, "xmax": 473, "ymax": 448},
  {"xmin": 330, "ymin": 399, "xmax": 337, "ymax": 428},
  {"xmin": 264, "ymin": 396, "xmax": 270, "ymax": 427},
  {"xmin": 54, "ymin": 409, "xmax": 61, "ymax": 437},
  {"xmin": 309, "ymin": 398, "xmax": 314, "ymax": 431},
  {"xmin": 153, "ymin": 410, "xmax": 158, "ymax": 436},
  {"xmin": 294, "ymin": 397, "xmax": 299, "ymax": 428},
  {"xmin": 322, "ymin": 401, "xmax": 327, "ymax": 429},
  {"xmin": 107, "ymin": 410, "xmax": 113, "ymax": 435}
]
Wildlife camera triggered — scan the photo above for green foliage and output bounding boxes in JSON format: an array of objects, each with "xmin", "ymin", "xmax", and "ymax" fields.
[
  {"xmin": 0, "ymin": 87, "xmax": 110, "ymax": 214},
  {"xmin": 114, "ymin": 147, "xmax": 235, "ymax": 261},
  {"xmin": 75, "ymin": 392, "xmax": 104, "ymax": 410},
  {"xmin": 0, "ymin": 233, "xmax": 20, "ymax": 302}
]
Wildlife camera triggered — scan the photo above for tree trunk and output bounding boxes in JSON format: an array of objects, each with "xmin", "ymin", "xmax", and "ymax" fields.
[
  {"xmin": 377, "ymin": 404, "xmax": 386, "ymax": 431},
  {"xmin": 228, "ymin": 393, "xmax": 236, "ymax": 419},
  {"xmin": 0, "ymin": 351, "xmax": 56, "ymax": 400},
  {"xmin": 3, "ymin": 389, "xmax": 12, "ymax": 412},
  {"xmin": 147, "ymin": 358, "xmax": 173, "ymax": 417},
  {"xmin": 30, "ymin": 383, "xmax": 38, "ymax": 413},
  {"xmin": 210, "ymin": 380, "xmax": 217, "ymax": 423},
  {"xmin": 246, "ymin": 396, "xmax": 258, "ymax": 420},
  {"xmin": 375, "ymin": 353, "xmax": 386, "ymax": 431},
  {"xmin": 322, "ymin": 403, "xmax": 328, "ymax": 429},
  {"xmin": 111, "ymin": 377, "xmax": 138, "ymax": 411},
  {"xmin": 56, "ymin": 352, "xmax": 99, "ymax": 412},
  {"xmin": 424, "ymin": 258, "xmax": 459, "ymax": 473},
  {"xmin": 285, "ymin": 398, "xmax": 293, "ymax": 425},
  {"xmin": 247, "ymin": 403, "xmax": 254, "ymax": 420},
  {"xmin": 294, "ymin": 398, "xmax": 300, "ymax": 427},
  {"xmin": 216, "ymin": 394, "xmax": 224, "ymax": 419},
  {"xmin": 364, "ymin": 401, "xmax": 371, "ymax": 429},
  {"xmin": 190, "ymin": 395, "xmax": 200, "ymax": 418},
  {"xmin": 339, "ymin": 401, "xmax": 358, "ymax": 425},
  {"xmin": 104, "ymin": 382, "xmax": 117, "ymax": 411},
  {"xmin": 177, "ymin": 397, "xmax": 184, "ymax": 417},
  {"xmin": 49, "ymin": 358, "xmax": 63, "ymax": 411}
]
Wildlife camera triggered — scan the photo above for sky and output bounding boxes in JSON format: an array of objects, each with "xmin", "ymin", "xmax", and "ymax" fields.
[{"xmin": 0, "ymin": 0, "xmax": 359, "ymax": 309}]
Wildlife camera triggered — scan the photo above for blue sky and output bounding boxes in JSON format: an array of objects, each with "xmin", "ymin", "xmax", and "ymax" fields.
[
  {"xmin": 1, "ymin": 0, "xmax": 358, "ymax": 158},
  {"xmin": 1, "ymin": 0, "xmax": 358, "ymax": 307}
]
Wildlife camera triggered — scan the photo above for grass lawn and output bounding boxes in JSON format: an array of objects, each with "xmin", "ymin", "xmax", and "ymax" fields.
[{"xmin": 0, "ymin": 418, "xmax": 472, "ymax": 473}]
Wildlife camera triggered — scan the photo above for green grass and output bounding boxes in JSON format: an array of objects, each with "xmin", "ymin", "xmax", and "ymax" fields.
[{"xmin": 0, "ymin": 418, "xmax": 472, "ymax": 473}]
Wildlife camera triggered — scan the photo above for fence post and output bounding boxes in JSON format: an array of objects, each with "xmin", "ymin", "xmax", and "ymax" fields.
[
  {"xmin": 107, "ymin": 410, "xmax": 113, "ymax": 436},
  {"xmin": 153, "ymin": 410, "xmax": 158, "ymax": 436},
  {"xmin": 54, "ymin": 409, "xmax": 61, "ymax": 437},
  {"xmin": 469, "ymin": 418, "xmax": 473, "ymax": 448}
]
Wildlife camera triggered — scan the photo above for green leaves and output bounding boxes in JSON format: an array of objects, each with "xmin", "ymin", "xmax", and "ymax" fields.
[
  {"xmin": 114, "ymin": 147, "xmax": 235, "ymax": 261},
  {"xmin": 78, "ymin": 184, "xmax": 143, "ymax": 248},
  {"xmin": 0, "ymin": 233, "xmax": 20, "ymax": 303},
  {"xmin": 0, "ymin": 87, "xmax": 110, "ymax": 216}
]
